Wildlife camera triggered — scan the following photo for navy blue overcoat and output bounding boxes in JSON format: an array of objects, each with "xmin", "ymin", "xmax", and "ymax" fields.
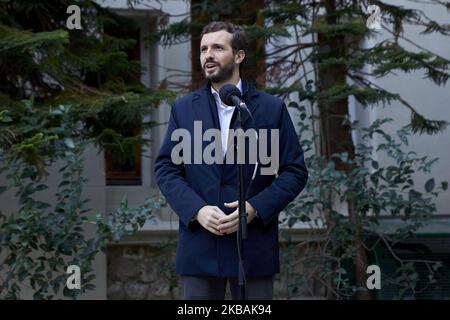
[{"xmin": 154, "ymin": 79, "xmax": 308, "ymax": 277}]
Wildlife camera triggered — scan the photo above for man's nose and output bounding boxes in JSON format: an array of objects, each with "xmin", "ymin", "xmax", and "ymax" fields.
[{"xmin": 204, "ymin": 47, "xmax": 214, "ymax": 59}]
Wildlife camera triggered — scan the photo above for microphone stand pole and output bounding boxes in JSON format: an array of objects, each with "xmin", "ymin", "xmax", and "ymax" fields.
[{"xmin": 235, "ymin": 104, "xmax": 247, "ymax": 300}]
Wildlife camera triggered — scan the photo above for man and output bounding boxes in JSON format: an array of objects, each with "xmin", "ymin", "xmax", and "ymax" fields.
[{"xmin": 154, "ymin": 21, "xmax": 308, "ymax": 300}]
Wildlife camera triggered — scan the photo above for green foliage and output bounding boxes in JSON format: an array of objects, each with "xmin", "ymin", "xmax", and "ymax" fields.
[
  {"xmin": 148, "ymin": 0, "xmax": 450, "ymax": 134},
  {"xmin": 368, "ymin": 42, "xmax": 449, "ymax": 86},
  {"xmin": 282, "ymin": 94, "xmax": 447, "ymax": 299},
  {"xmin": 0, "ymin": 0, "xmax": 174, "ymax": 299},
  {"xmin": 0, "ymin": 101, "xmax": 163, "ymax": 299},
  {"xmin": 0, "ymin": 0, "xmax": 176, "ymax": 160},
  {"xmin": 0, "ymin": 25, "xmax": 69, "ymax": 52}
]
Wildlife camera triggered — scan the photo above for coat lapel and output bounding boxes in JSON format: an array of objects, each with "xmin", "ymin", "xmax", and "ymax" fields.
[
  {"xmin": 191, "ymin": 83, "xmax": 219, "ymax": 131},
  {"xmin": 191, "ymin": 84, "xmax": 222, "ymax": 176},
  {"xmin": 232, "ymin": 79, "xmax": 260, "ymax": 130}
]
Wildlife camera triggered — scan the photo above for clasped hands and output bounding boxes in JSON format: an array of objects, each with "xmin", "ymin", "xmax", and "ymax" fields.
[{"xmin": 195, "ymin": 201, "xmax": 256, "ymax": 236}]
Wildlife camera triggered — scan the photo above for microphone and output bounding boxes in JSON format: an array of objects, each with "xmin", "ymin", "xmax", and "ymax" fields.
[
  {"xmin": 219, "ymin": 84, "xmax": 247, "ymax": 109},
  {"xmin": 219, "ymin": 84, "xmax": 259, "ymax": 194}
]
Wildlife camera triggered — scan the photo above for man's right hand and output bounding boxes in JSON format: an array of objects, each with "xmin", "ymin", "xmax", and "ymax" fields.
[{"xmin": 195, "ymin": 205, "xmax": 227, "ymax": 236}]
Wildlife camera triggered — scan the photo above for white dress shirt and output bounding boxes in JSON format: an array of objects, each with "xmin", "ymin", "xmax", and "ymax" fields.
[
  {"xmin": 209, "ymin": 80, "xmax": 258, "ymax": 218},
  {"xmin": 210, "ymin": 79, "xmax": 242, "ymax": 157}
]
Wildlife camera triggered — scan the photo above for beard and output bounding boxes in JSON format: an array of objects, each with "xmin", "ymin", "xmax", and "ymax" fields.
[{"xmin": 202, "ymin": 58, "xmax": 235, "ymax": 83}]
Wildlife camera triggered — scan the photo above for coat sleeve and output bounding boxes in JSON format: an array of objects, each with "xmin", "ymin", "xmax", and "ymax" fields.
[
  {"xmin": 247, "ymin": 103, "xmax": 308, "ymax": 226},
  {"xmin": 154, "ymin": 104, "xmax": 207, "ymax": 227}
]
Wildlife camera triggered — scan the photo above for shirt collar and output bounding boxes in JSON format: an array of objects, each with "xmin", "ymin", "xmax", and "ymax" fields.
[{"xmin": 211, "ymin": 79, "xmax": 242, "ymax": 109}]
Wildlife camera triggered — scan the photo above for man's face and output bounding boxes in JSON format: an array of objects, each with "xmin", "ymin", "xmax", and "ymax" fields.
[{"xmin": 200, "ymin": 30, "xmax": 241, "ymax": 83}]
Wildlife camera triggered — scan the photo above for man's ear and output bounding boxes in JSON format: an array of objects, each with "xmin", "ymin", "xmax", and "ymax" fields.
[{"xmin": 235, "ymin": 50, "xmax": 246, "ymax": 65}]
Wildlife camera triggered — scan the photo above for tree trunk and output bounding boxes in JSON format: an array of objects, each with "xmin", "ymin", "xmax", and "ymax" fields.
[{"xmin": 317, "ymin": 0, "xmax": 371, "ymax": 300}]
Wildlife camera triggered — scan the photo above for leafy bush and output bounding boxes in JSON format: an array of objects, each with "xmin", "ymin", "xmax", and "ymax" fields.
[
  {"xmin": 0, "ymin": 101, "xmax": 162, "ymax": 299},
  {"xmin": 282, "ymin": 88, "xmax": 448, "ymax": 299}
]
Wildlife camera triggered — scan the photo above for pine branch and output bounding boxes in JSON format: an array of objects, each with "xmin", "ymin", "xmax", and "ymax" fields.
[
  {"xmin": 408, "ymin": 111, "xmax": 449, "ymax": 135},
  {"xmin": 365, "ymin": 42, "xmax": 450, "ymax": 86},
  {"xmin": 0, "ymin": 25, "xmax": 68, "ymax": 53},
  {"xmin": 349, "ymin": 74, "xmax": 449, "ymax": 135}
]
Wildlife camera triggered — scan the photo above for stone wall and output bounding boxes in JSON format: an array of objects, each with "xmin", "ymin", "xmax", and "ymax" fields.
[
  {"xmin": 107, "ymin": 240, "xmax": 326, "ymax": 300},
  {"xmin": 107, "ymin": 242, "xmax": 178, "ymax": 299}
]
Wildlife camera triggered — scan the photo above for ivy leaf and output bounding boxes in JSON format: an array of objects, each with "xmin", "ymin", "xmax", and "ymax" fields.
[
  {"xmin": 371, "ymin": 160, "xmax": 379, "ymax": 169},
  {"xmin": 441, "ymin": 181, "xmax": 448, "ymax": 191},
  {"xmin": 64, "ymin": 138, "xmax": 75, "ymax": 149},
  {"xmin": 35, "ymin": 184, "xmax": 48, "ymax": 192},
  {"xmin": 288, "ymin": 217, "xmax": 297, "ymax": 228},
  {"xmin": 337, "ymin": 268, "xmax": 347, "ymax": 275},
  {"xmin": 425, "ymin": 178, "xmax": 435, "ymax": 192},
  {"xmin": 1, "ymin": 115, "xmax": 13, "ymax": 122},
  {"xmin": 8, "ymin": 224, "xmax": 23, "ymax": 232}
]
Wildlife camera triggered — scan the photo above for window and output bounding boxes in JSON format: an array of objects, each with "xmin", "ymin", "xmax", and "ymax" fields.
[{"xmin": 104, "ymin": 21, "xmax": 142, "ymax": 185}]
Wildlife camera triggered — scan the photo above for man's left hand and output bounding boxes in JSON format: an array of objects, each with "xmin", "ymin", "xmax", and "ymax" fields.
[{"xmin": 217, "ymin": 201, "xmax": 256, "ymax": 235}]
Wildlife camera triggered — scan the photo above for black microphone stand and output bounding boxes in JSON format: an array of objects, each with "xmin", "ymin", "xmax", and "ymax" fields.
[{"xmin": 235, "ymin": 103, "xmax": 247, "ymax": 300}]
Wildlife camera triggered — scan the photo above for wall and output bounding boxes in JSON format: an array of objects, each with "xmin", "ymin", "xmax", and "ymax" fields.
[{"xmin": 106, "ymin": 242, "xmax": 327, "ymax": 300}]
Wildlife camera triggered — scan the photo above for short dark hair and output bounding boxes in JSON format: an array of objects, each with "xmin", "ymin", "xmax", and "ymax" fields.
[{"xmin": 200, "ymin": 21, "xmax": 248, "ymax": 54}]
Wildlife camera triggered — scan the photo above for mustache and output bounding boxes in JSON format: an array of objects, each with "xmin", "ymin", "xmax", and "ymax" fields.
[{"xmin": 203, "ymin": 59, "xmax": 220, "ymax": 68}]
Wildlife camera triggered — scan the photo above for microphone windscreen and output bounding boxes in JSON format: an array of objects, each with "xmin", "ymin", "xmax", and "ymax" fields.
[{"xmin": 219, "ymin": 84, "xmax": 241, "ymax": 106}]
